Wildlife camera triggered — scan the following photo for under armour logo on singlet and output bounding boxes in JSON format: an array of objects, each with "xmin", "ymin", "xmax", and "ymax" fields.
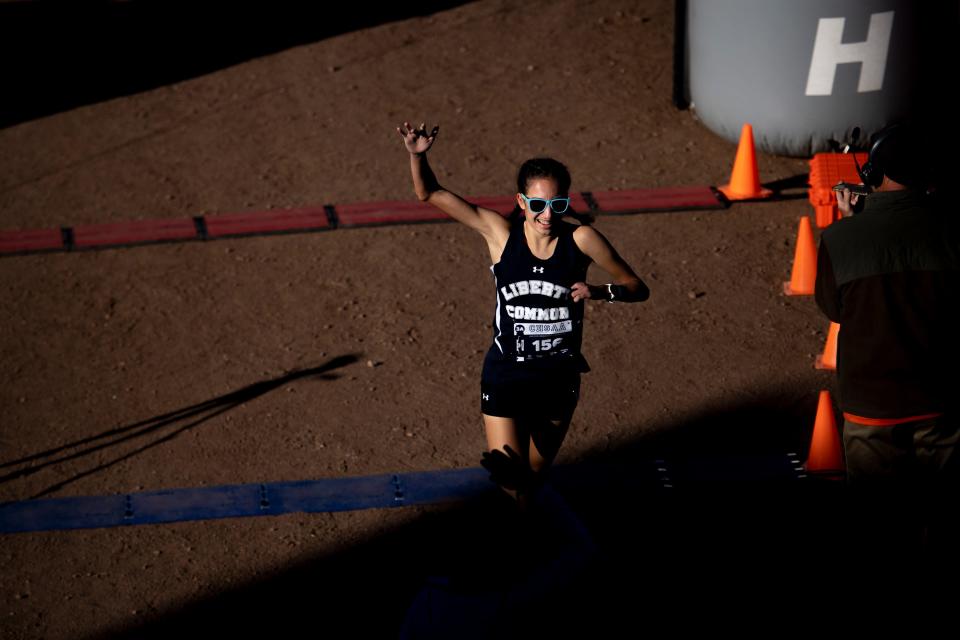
[
  {"xmin": 482, "ymin": 393, "xmax": 490, "ymax": 401},
  {"xmin": 532, "ymin": 266, "xmax": 544, "ymax": 274}
]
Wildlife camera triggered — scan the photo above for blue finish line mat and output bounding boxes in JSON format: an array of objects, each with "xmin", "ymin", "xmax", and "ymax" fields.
[{"xmin": 0, "ymin": 453, "xmax": 812, "ymax": 534}]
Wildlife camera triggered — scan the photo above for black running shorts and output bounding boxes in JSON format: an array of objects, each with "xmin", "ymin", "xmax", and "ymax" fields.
[{"xmin": 480, "ymin": 374, "xmax": 580, "ymax": 420}]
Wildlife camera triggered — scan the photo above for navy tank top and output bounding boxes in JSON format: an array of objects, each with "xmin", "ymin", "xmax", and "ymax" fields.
[{"xmin": 482, "ymin": 220, "xmax": 592, "ymax": 383}]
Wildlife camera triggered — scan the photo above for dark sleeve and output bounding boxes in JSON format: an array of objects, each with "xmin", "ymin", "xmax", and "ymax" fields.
[
  {"xmin": 613, "ymin": 277, "xmax": 650, "ymax": 303},
  {"xmin": 633, "ymin": 277, "xmax": 650, "ymax": 302},
  {"xmin": 814, "ymin": 240, "xmax": 841, "ymax": 323}
]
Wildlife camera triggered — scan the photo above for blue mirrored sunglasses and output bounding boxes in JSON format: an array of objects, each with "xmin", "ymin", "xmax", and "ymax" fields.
[{"xmin": 520, "ymin": 194, "xmax": 571, "ymax": 215}]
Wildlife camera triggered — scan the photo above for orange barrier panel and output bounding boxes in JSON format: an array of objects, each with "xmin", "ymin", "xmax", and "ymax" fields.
[
  {"xmin": 336, "ymin": 199, "xmax": 453, "ymax": 227},
  {"xmin": 458, "ymin": 195, "xmax": 519, "ymax": 216},
  {"xmin": 808, "ymin": 152, "xmax": 868, "ymax": 228},
  {"xmin": 0, "ymin": 228, "xmax": 64, "ymax": 254},
  {"xmin": 0, "ymin": 186, "xmax": 728, "ymax": 257},
  {"xmin": 73, "ymin": 218, "xmax": 198, "ymax": 248},
  {"xmin": 204, "ymin": 206, "xmax": 331, "ymax": 238},
  {"xmin": 590, "ymin": 186, "xmax": 725, "ymax": 213}
]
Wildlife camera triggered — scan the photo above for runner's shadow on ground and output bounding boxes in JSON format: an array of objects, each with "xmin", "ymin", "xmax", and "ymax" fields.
[
  {"xmin": 89, "ymin": 386, "xmax": 850, "ymax": 639},
  {"xmin": 0, "ymin": 354, "xmax": 359, "ymax": 500}
]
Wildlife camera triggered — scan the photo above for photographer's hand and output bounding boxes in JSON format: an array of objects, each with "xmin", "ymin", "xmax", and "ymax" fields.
[{"xmin": 835, "ymin": 188, "xmax": 861, "ymax": 217}]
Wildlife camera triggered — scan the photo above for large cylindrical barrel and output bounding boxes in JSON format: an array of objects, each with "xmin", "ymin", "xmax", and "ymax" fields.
[{"xmin": 686, "ymin": 0, "xmax": 947, "ymax": 156}]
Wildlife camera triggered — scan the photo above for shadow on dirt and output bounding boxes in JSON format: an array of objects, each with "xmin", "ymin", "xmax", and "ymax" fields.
[
  {"xmin": 1, "ymin": 2, "xmax": 469, "ymax": 128},
  {"xmin": 85, "ymin": 385, "xmax": 873, "ymax": 638},
  {"xmin": 1, "ymin": 354, "xmax": 359, "ymax": 499}
]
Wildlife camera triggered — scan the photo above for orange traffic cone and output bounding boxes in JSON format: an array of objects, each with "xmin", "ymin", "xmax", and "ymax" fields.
[
  {"xmin": 815, "ymin": 322, "xmax": 840, "ymax": 370},
  {"xmin": 718, "ymin": 123, "xmax": 773, "ymax": 201},
  {"xmin": 783, "ymin": 216, "xmax": 817, "ymax": 295},
  {"xmin": 805, "ymin": 390, "xmax": 845, "ymax": 475}
]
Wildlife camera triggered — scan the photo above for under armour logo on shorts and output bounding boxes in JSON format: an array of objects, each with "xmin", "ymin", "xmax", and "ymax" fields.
[
  {"xmin": 532, "ymin": 266, "xmax": 544, "ymax": 274},
  {"xmin": 482, "ymin": 393, "xmax": 490, "ymax": 401}
]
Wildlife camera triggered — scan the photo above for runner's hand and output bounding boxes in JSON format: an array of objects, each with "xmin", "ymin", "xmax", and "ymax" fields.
[
  {"xmin": 571, "ymin": 282, "xmax": 603, "ymax": 302},
  {"xmin": 397, "ymin": 121, "xmax": 439, "ymax": 155}
]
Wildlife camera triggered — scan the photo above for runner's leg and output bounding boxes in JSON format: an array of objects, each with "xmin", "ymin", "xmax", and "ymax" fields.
[{"xmin": 483, "ymin": 413, "xmax": 527, "ymax": 501}]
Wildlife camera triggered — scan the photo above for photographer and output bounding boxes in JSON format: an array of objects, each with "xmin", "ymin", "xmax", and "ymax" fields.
[{"xmin": 815, "ymin": 123, "xmax": 960, "ymax": 553}]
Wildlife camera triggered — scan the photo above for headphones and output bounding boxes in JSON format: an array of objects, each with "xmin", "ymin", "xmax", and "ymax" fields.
[{"xmin": 855, "ymin": 123, "xmax": 904, "ymax": 188}]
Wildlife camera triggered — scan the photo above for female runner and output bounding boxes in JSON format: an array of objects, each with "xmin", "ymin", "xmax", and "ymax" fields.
[{"xmin": 398, "ymin": 122, "xmax": 649, "ymax": 501}]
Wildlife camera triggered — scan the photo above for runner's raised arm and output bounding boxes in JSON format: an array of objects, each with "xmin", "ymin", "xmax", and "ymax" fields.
[{"xmin": 397, "ymin": 121, "xmax": 509, "ymax": 261}]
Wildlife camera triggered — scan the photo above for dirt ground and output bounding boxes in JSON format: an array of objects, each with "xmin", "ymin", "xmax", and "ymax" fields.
[{"xmin": 0, "ymin": 1, "xmax": 844, "ymax": 637}]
